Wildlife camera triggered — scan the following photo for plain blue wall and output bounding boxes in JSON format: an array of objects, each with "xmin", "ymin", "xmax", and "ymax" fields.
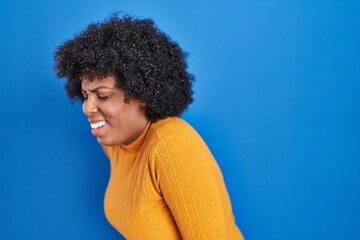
[{"xmin": 1, "ymin": 0, "xmax": 359, "ymax": 239}]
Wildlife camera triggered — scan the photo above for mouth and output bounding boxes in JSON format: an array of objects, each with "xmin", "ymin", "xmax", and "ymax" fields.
[
  {"xmin": 90, "ymin": 120, "xmax": 107, "ymax": 135},
  {"xmin": 91, "ymin": 120, "xmax": 106, "ymax": 129}
]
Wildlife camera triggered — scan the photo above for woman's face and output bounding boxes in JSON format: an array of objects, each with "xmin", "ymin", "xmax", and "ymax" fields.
[{"xmin": 81, "ymin": 76, "xmax": 148, "ymax": 146}]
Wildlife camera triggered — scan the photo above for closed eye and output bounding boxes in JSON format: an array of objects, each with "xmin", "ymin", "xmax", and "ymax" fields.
[{"xmin": 98, "ymin": 95, "xmax": 109, "ymax": 100}]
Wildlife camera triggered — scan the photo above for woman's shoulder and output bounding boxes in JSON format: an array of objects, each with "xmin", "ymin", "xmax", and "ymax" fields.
[
  {"xmin": 150, "ymin": 117, "xmax": 200, "ymax": 141},
  {"xmin": 148, "ymin": 117, "xmax": 216, "ymax": 173}
]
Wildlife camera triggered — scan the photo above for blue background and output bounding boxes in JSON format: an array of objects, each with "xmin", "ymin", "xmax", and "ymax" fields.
[{"xmin": 1, "ymin": 0, "xmax": 359, "ymax": 239}]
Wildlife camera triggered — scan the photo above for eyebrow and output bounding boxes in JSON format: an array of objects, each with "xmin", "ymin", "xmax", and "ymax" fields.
[{"xmin": 82, "ymin": 86, "xmax": 114, "ymax": 93}]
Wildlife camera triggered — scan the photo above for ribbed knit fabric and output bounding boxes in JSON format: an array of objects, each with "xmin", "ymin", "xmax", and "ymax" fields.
[{"xmin": 103, "ymin": 117, "xmax": 244, "ymax": 240}]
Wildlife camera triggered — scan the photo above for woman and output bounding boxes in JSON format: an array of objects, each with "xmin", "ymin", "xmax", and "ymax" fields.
[{"xmin": 54, "ymin": 14, "xmax": 244, "ymax": 240}]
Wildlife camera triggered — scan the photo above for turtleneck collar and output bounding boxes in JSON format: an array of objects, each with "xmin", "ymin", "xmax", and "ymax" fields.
[{"xmin": 120, "ymin": 121, "xmax": 151, "ymax": 153}]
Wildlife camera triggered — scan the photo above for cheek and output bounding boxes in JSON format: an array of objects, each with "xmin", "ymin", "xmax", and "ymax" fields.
[{"xmin": 102, "ymin": 106, "xmax": 121, "ymax": 121}]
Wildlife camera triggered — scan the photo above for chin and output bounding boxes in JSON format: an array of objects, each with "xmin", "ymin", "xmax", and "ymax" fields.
[
  {"xmin": 97, "ymin": 138, "xmax": 112, "ymax": 146},
  {"xmin": 97, "ymin": 137, "xmax": 122, "ymax": 146}
]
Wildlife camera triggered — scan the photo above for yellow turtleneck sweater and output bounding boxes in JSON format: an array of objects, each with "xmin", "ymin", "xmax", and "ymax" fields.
[{"xmin": 103, "ymin": 117, "xmax": 244, "ymax": 240}]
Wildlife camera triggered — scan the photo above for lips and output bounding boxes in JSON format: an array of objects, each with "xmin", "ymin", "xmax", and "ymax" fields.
[{"xmin": 90, "ymin": 120, "xmax": 106, "ymax": 130}]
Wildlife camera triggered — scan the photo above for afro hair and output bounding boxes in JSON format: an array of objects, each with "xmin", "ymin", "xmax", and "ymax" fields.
[{"xmin": 54, "ymin": 14, "xmax": 194, "ymax": 121}]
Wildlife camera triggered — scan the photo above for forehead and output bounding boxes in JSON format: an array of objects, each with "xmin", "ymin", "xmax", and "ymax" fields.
[{"xmin": 81, "ymin": 76, "xmax": 117, "ymax": 90}]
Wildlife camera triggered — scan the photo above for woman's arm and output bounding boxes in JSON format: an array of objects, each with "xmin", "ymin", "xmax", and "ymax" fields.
[{"xmin": 151, "ymin": 135, "xmax": 234, "ymax": 240}]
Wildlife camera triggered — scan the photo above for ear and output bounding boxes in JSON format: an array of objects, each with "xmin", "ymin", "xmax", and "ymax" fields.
[{"xmin": 140, "ymin": 100, "xmax": 147, "ymax": 107}]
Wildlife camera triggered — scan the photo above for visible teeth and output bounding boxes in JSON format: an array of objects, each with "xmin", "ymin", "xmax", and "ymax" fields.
[{"xmin": 91, "ymin": 121, "xmax": 106, "ymax": 129}]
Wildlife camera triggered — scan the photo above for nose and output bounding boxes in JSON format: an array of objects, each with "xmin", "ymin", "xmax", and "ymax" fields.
[{"xmin": 82, "ymin": 97, "xmax": 98, "ymax": 116}]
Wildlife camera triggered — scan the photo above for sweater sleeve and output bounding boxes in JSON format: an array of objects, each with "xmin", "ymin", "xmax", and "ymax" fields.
[{"xmin": 151, "ymin": 135, "xmax": 230, "ymax": 240}]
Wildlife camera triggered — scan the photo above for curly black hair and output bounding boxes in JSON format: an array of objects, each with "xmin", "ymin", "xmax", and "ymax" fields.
[{"xmin": 54, "ymin": 14, "xmax": 194, "ymax": 121}]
